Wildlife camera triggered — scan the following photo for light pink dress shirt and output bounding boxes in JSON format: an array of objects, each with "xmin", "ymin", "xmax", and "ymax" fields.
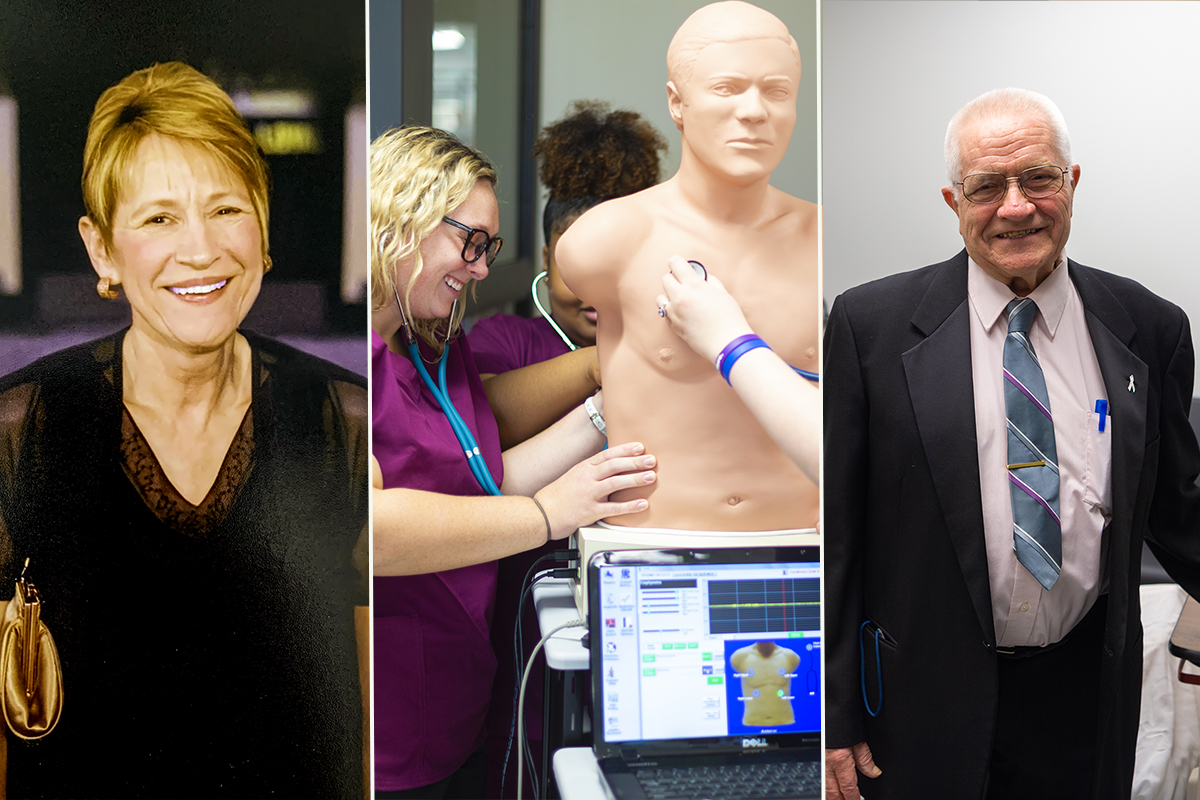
[{"xmin": 968, "ymin": 258, "xmax": 1112, "ymax": 647}]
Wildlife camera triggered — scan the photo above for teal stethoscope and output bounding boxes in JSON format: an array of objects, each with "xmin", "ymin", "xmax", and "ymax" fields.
[{"xmin": 392, "ymin": 283, "xmax": 502, "ymax": 496}]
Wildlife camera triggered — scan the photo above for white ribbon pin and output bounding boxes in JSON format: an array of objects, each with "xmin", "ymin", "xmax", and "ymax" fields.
[{"xmin": 1128, "ymin": 375, "xmax": 1136, "ymax": 393}]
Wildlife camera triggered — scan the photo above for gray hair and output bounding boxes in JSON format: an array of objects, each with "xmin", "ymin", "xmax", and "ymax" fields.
[{"xmin": 944, "ymin": 88, "xmax": 1072, "ymax": 190}]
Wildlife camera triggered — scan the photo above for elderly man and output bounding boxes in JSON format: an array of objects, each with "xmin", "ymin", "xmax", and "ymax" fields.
[{"xmin": 824, "ymin": 87, "xmax": 1200, "ymax": 799}]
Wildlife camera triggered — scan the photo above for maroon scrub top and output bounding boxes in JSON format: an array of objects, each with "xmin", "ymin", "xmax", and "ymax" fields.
[
  {"xmin": 469, "ymin": 312, "xmax": 572, "ymax": 374},
  {"xmin": 371, "ymin": 330, "xmax": 504, "ymax": 791}
]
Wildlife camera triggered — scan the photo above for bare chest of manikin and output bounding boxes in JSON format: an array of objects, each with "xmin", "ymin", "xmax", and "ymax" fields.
[{"xmin": 605, "ymin": 217, "xmax": 817, "ymax": 381}]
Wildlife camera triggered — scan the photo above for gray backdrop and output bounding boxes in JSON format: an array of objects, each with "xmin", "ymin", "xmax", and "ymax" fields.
[{"xmin": 823, "ymin": 1, "xmax": 1200, "ymax": 376}]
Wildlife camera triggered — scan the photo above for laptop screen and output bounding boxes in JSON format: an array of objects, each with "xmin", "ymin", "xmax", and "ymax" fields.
[{"xmin": 589, "ymin": 548, "xmax": 820, "ymax": 750}]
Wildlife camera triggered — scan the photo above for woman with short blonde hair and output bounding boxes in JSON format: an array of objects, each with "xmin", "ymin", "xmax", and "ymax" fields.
[{"xmin": 0, "ymin": 62, "xmax": 367, "ymax": 798}]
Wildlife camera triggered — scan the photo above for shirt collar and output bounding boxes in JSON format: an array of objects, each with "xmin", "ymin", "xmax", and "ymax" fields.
[{"xmin": 967, "ymin": 254, "xmax": 1070, "ymax": 338}]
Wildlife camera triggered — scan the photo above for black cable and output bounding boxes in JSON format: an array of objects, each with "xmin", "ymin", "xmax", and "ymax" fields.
[
  {"xmin": 516, "ymin": 557, "xmax": 558, "ymax": 676},
  {"xmin": 520, "ymin": 565, "xmax": 578, "ymax": 799},
  {"xmin": 501, "ymin": 551, "xmax": 578, "ymax": 797},
  {"xmin": 515, "ymin": 551, "xmax": 578, "ymax": 678},
  {"xmin": 502, "ymin": 556, "xmax": 557, "ymax": 798}
]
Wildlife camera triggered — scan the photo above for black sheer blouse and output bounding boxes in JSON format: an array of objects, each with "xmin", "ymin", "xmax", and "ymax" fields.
[{"xmin": 0, "ymin": 330, "xmax": 368, "ymax": 799}]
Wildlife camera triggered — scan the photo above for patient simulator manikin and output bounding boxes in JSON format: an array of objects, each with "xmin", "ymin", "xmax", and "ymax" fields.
[{"xmin": 557, "ymin": 1, "xmax": 819, "ymax": 532}]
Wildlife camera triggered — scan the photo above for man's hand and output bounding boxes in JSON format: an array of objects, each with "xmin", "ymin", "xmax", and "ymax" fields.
[{"xmin": 825, "ymin": 742, "xmax": 880, "ymax": 800}]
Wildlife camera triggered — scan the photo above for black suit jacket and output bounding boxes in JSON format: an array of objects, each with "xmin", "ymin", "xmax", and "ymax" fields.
[{"xmin": 823, "ymin": 251, "xmax": 1200, "ymax": 798}]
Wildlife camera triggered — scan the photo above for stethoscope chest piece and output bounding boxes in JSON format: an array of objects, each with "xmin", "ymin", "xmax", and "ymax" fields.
[{"xmin": 687, "ymin": 260, "xmax": 708, "ymax": 281}]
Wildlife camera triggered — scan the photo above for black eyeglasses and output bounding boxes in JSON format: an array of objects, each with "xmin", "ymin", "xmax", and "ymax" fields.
[
  {"xmin": 442, "ymin": 216, "xmax": 504, "ymax": 266},
  {"xmin": 955, "ymin": 165, "xmax": 1069, "ymax": 205}
]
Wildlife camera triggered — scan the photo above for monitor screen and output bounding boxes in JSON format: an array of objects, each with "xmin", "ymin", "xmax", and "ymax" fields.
[{"xmin": 593, "ymin": 555, "xmax": 820, "ymax": 744}]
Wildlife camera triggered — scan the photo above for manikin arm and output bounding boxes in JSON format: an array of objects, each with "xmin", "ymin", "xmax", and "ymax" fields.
[
  {"xmin": 373, "ymin": 395, "xmax": 656, "ymax": 576},
  {"xmin": 658, "ymin": 256, "xmax": 819, "ymax": 483},
  {"xmin": 553, "ymin": 202, "xmax": 627, "ymax": 314},
  {"xmin": 480, "ymin": 346, "xmax": 601, "ymax": 448}
]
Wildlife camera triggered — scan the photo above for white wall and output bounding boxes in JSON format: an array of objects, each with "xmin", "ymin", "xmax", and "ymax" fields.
[
  {"xmin": 539, "ymin": 0, "xmax": 818, "ymax": 257},
  {"xmin": 823, "ymin": 1, "xmax": 1200, "ymax": 379}
]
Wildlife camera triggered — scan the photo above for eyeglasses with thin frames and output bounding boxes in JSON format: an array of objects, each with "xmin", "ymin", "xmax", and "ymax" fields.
[
  {"xmin": 442, "ymin": 216, "xmax": 504, "ymax": 266},
  {"xmin": 954, "ymin": 165, "xmax": 1070, "ymax": 205}
]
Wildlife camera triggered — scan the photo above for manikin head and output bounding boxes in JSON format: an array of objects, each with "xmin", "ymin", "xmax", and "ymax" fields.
[
  {"xmin": 666, "ymin": 1, "xmax": 801, "ymax": 186},
  {"xmin": 940, "ymin": 88, "xmax": 1080, "ymax": 296}
]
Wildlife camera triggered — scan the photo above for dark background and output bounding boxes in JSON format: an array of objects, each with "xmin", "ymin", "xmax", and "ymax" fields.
[{"xmin": 0, "ymin": 0, "xmax": 366, "ymax": 338}]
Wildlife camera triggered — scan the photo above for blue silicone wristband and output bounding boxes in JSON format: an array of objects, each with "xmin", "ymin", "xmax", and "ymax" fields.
[
  {"xmin": 719, "ymin": 336, "xmax": 771, "ymax": 384},
  {"xmin": 714, "ymin": 334, "xmax": 761, "ymax": 374}
]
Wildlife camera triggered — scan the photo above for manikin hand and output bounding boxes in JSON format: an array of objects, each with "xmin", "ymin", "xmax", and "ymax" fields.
[
  {"xmin": 534, "ymin": 439, "xmax": 656, "ymax": 539},
  {"xmin": 825, "ymin": 742, "xmax": 881, "ymax": 800},
  {"xmin": 657, "ymin": 254, "xmax": 753, "ymax": 363}
]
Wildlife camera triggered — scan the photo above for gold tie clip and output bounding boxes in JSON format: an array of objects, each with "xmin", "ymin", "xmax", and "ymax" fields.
[{"xmin": 1007, "ymin": 460, "xmax": 1045, "ymax": 470}]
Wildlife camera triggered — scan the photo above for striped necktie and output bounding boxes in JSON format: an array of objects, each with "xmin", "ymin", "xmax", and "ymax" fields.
[{"xmin": 1004, "ymin": 298, "xmax": 1061, "ymax": 591}]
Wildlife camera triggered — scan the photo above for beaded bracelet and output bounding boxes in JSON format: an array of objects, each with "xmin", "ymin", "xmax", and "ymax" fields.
[{"xmin": 715, "ymin": 334, "xmax": 771, "ymax": 385}]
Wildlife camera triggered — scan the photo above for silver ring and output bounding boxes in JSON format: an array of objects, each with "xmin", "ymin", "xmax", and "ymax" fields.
[{"xmin": 657, "ymin": 304, "xmax": 667, "ymax": 318}]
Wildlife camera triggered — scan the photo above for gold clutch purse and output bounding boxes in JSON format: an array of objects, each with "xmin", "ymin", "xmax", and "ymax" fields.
[{"xmin": 0, "ymin": 559, "xmax": 62, "ymax": 740}]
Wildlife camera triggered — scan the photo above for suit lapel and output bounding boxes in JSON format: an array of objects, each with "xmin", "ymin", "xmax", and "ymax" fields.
[
  {"xmin": 902, "ymin": 252, "xmax": 997, "ymax": 644},
  {"xmin": 1070, "ymin": 262, "xmax": 1146, "ymax": 620}
]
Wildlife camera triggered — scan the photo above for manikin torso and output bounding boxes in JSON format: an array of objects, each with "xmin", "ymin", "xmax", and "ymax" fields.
[{"xmin": 558, "ymin": 155, "xmax": 818, "ymax": 531}]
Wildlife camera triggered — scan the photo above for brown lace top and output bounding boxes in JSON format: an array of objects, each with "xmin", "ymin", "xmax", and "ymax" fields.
[{"xmin": 119, "ymin": 405, "xmax": 254, "ymax": 539}]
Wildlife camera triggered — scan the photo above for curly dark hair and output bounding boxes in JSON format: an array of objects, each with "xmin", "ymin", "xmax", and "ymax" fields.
[{"xmin": 533, "ymin": 100, "xmax": 667, "ymax": 242}]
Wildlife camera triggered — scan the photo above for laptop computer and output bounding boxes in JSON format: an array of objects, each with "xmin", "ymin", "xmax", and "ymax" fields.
[{"xmin": 588, "ymin": 547, "xmax": 821, "ymax": 800}]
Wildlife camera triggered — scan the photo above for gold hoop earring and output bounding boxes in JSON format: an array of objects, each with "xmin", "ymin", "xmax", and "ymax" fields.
[
  {"xmin": 263, "ymin": 255, "xmax": 273, "ymax": 274},
  {"xmin": 96, "ymin": 277, "xmax": 120, "ymax": 300}
]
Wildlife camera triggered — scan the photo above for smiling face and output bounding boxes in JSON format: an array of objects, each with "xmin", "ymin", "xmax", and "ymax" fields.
[
  {"xmin": 668, "ymin": 37, "xmax": 798, "ymax": 187},
  {"xmin": 401, "ymin": 180, "xmax": 498, "ymax": 321},
  {"xmin": 79, "ymin": 134, "xmax": 264, "ymax": 353},
  {"xmin": 545, "ymin": 222, "xmax": 597, "ymax": 347},
  {"xmin": 941, "ymin": 111, "xmax": 1080, "ymax": 296}
]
